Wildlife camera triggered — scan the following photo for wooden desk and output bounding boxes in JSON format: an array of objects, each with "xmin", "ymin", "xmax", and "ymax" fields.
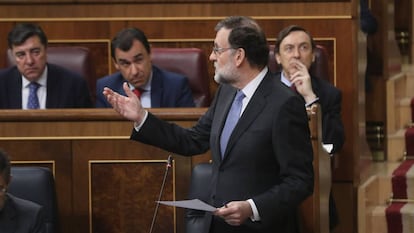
[
  {"xmin": 0, "ymin": 108, "xmax": 209, "ymax": 233},
  {"xmin": 0, "ymin": 107, "xmax": 329, "ymax": 233}
]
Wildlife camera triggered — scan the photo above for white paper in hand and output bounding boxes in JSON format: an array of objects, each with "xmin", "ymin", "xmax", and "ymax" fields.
[{"xmin": 157, "ymin": 199, "xmax": 217, "ymax": 212}]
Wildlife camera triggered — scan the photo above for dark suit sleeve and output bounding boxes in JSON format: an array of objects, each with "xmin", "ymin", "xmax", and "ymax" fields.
[
  {"xmin": 320, "ymin": 85, "xmax": 345, "ymax": 154},
  {"xmin": 131, "ymin": 110, "xmax": 212, "ymax": 156},
  {"xmin": 95, "ymin": 78, "xmax": 109, "ymax": 108}
]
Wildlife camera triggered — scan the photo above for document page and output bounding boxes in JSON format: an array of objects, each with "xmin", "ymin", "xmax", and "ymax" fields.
[{"xmin": 157, "ymin": 199, "xmax": 217, "ymax": 212}]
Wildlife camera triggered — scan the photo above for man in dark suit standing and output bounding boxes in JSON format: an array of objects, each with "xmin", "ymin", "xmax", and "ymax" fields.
[
  {"xmin": 103, "ymin": 16, "xmax": 313, "ymax": 233},
  {"xmin": 0, "ymin": 23, "xmax": 93, "ymax": 109},
  {"xmin": 95, "ymin": 27, "xmax": 195, "ymax": 108},
  {"xmin": 0, "ymin": 149, "xmax": 46, "ymax": 233},
  {"xmin": 274, "ymin": 25, "xmax": 345, "ymax": 231}
]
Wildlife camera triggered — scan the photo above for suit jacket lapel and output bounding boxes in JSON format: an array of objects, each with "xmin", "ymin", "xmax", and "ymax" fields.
[
  {"xmin": 310, "ymin": 76, "xmax": 321, "ymax": 99},
  {"xmin": 6, "ymin": 68, "xmax": 23, "ymax": 108},
  {"xmin": 115, "ymin": 73, "xmax": 128, "ymax": 96},
  {"xmin": 0, "ymin": 195, "xmax": 18, "ymax": 233},
  {"xmin": 8, "ymin": 67, "xmax": 23, "ymax": 108},
  {"xmin": 220, "ymin": 72, "xmax": 274, "ymax": 161},
  {"xmin": 150, "ymin": 67, "xmax": 163, "ymax": 108}
]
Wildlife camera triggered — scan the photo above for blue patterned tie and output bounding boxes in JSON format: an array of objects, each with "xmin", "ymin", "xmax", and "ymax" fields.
[
  {"xmin": 27, "ymin": 82, "xmax": 40, "ymax": 109},
  {"xmin": 220, "ymin": 90, "xmax": 245, "ymax": 158}
]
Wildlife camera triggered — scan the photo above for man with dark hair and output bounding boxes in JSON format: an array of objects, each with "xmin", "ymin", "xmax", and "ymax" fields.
[
  {"xmin": 95, "ymin": 27, "xmax": 195, "ymax": 108},
  {"xmin": 0, "ymin": 149, "xmax": 46, "ymax": 233},
  {"xmin": 103, "ymin": 16, "xmax": 313, "ymax": 233},
  {"xmin": 0, "ymin": 23, "xmax": 93, "ymax": 109},
  {"xmin": 274, "ymin": 24, "xmax": 344, "ymax": 154},
  {"xmin": 274, "ymin": 25, "xmax": 345, "ymax": 231}
]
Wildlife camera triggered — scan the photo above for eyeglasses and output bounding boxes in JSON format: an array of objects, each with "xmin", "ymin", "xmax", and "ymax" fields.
[{"xmin": 212, "ymin": 46, "xmax": 234, "ymax": 55}]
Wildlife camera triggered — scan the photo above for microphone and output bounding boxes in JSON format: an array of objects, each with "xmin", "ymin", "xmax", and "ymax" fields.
[{"xmin": 148, "ymin": 155, "xmax": 173, "ymax": 233}]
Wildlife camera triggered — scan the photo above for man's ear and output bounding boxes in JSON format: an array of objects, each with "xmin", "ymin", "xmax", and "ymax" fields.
[
  {"xmin": 112, "ymin": 58, "xmax": 120, "ymax": 70},
  {"xmin": 275, "ymin": 53, "xmax": 281, "ymax": 64},
  {"xmin": 235, "ymin": 48, "xmax": 245, "ymax": 67}
]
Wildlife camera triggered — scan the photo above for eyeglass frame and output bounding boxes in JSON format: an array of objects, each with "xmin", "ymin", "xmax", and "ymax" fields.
[{"xmin": 212, "ymin": 46, "xmax": 235, "ymax": 55}]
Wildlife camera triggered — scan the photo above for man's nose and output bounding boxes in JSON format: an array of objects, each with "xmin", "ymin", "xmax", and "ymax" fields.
[
  {"xmin": 130, "ymin": 63, "xmax": 139, "ymax": 74},
  {"xmin": 25, "ymin": 54, "xmax": 35, "ymax": 64},
  {"xmin": 293, "ymin": 48, "xmax": 300, "ymax": 58},
  {"xmin": 209, "ymin": 51, "xmax": 217, "ymax": 61}
]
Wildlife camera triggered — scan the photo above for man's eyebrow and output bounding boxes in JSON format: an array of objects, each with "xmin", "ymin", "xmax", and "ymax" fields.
[
  {"xmin": 283, "ymin": 42, "xmax": 309, "ymax": 47},
  {"xmin": 117, "ymin": 58, "xmax": 130, "ymax": 63},
  {"xmin": 30, "ymin": 47, "xmax": 41, "ymax": 51},
  {"xmin": 133, "ymin": 53, "xmax": 143, "ymax": 59}
]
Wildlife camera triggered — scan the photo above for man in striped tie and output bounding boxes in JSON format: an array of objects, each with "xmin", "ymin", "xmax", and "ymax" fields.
[{"xmin": 0, "ymin": 23, "xmax": 92, "ymax": 109}]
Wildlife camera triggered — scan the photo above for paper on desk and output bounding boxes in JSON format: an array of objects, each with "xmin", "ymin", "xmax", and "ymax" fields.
[{"xmin": 157, "ymin": 199, "xmax": 217, "ymax": 212}]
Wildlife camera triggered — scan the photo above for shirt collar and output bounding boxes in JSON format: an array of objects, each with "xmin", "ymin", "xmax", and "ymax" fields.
[
  {"xmin": 280, "ymin": 71, "xmax": 293, "ymax": 87},
  {"xmin": 240, "ymin": 66, "xmax": 268, "ymax": 100}
]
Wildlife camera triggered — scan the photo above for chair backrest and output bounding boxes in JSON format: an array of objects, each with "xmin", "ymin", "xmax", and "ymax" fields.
[
  {"xmin": 187, "ymin": 163, "xmax": 212, "ymax": 201},
  {"xmin": 6, "ymin": 46, "xmax": 96, "ymax": 103},
  {"xmin": 185, "ymin": 163, "xmax": 213, "ymax": 233},
  {"xmin": 8, "ymin": 166, "xmax": 58, "ymax": 233},
  {"xmin": 151, "ymin": 47, "xmax": 211, "ymax": 107},
  {"xmin": 268, "ymin": 44, "xmax": 330, "ymax": 81}
]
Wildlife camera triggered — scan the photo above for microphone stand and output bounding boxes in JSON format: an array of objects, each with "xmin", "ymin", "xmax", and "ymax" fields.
[{"xmin": 148, "ymin": 155, "xmax": 173, "ymax": 233}]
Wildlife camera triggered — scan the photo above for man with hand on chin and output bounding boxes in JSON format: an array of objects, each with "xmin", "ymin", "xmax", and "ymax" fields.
[
  {"xmin": 274, "ymin": 25, "xmax": 345, "ymax": 231},
  {"xmin": 274, "ymin": 24, "xmax": 344, "ymax": 155}
]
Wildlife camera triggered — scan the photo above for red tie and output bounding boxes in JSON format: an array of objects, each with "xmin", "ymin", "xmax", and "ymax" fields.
[
  {"xmin": 133, "ymin": 89, "xmax": 141, "ymax": 99},
  {"xmin": 290, "ymin": 84, "xmax": 297, "ymax": 92}
]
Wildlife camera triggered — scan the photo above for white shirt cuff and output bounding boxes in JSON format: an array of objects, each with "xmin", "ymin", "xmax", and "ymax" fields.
[
  {"xmin": 133, "ymin": 110, "xmax": 148, "ymax": 132},
  {"xmin": 247, "ymin": 199, "xmax": 261, "ymax": 222},
  {"xmin": 305, "ymin": 97, "xmax": 319, "ymax": 107}
]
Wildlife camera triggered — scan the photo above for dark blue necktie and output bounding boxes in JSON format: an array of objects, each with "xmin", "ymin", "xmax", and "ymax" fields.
[
  {"xmin": 27, "ymin": 82, "xmax": 40, "ymax": 109},
  {"xmin": 220, "ymin": 90, "xmax": 245, "ymax": 158}
]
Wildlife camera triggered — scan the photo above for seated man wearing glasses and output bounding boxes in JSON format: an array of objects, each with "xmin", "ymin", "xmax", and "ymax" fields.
[
  {"xmin": 96, "ymin": 27, "xmax": 195, "ymax": 108},
  {"xmin": 0, "ymin": 149, "xmax": 46, "ymax": 233}
]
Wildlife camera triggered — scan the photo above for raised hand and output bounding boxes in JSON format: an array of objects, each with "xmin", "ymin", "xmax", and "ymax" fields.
[
  {"xmin": 103, "ymin": 82, "xmax": 147, "ymax": 124},
  {"xmin": 289, "ymin": 59, "xmax": 317, "ymax": 103}
]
